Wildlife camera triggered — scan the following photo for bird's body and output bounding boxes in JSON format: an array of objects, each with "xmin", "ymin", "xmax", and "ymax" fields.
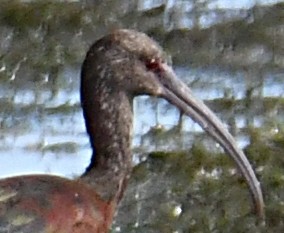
[
  {"xmin": 0, "ymin": 29, "xmax": 264, "ymax": 232},
  {"xmin": 0, "ymin": 175, "xmax": 115, "ymax": 233}
]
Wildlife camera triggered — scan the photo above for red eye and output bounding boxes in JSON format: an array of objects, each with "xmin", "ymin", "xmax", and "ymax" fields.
[{"xmin": 146, "ymin": 58, "xmax": 161, "ymax": 72}]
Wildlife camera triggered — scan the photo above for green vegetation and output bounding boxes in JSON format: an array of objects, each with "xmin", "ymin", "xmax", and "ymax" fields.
[{"xmin": 116, "ymin": 130, "xmax": 284, "ymax": 232}]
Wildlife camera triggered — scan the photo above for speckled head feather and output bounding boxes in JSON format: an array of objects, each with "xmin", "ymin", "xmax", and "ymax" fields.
[
  {"xmin": 111, "ymin": 29, "xmax": 166, "ymax": 60},
  {"xmin": 81, "ymin": 29, "xmax": 167, "ymax": 170},
  {"xmin": 80, "ymin": 29, "xmax": 172, "ymax": 202}
]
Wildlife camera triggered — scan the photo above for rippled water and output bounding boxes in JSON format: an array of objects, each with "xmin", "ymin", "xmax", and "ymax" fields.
[{"xmin": 0, "ymin": 64, "xmax": 283, "ymax": 178}]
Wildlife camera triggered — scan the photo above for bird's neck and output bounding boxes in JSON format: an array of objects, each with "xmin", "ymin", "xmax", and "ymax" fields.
[{"xmin": 81, "ymin": 90, "xmax": 133, "ymax": 203}]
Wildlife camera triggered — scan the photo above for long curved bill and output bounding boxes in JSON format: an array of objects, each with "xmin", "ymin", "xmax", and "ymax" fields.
[{"xmin": 158, "ymin": 63, "xmax": 264, "ymax": 219}]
